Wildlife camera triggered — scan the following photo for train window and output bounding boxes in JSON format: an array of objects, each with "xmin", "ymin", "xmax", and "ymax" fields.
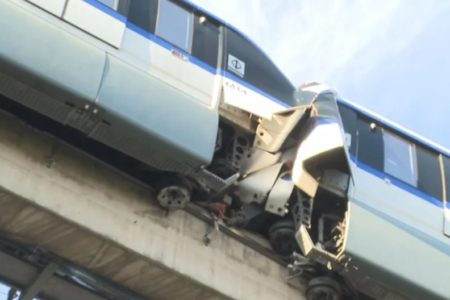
[
  {"xmin": 416, "ymin": 146, "xmax": 442, "ymax": 200},
  {"xmin": 156, "ymin": 0, "xmax": 193, "ymax": 52},
  {"xmin": 338, "ymin": 103, "xmax": 357, "ymax": 155},
  {"xmin": 356, "ymin": 117, "xmax": 384, "ymax": 172},
  {"xmin": 444, "ymin": 156, "xmax": 450, "ymax": 201},
  {"xmin": 225, "ymin": 29, "xmax": 295, "ymax": 106},
  {"xmin": 192, "ymin": 15, "xmax": 220, "ymax": 68},
  {"xmin": 93, "ymin": 0, "xmax": 130, "ymax": 16},
  {"xmin": 383, "ymin": 130, "xmax": 417, "ymax": 186},
  {"xmin": 97, "ymin": 0, "xmax": 117, "ymax": 9},
  {"xmin": 126, "ymin": 0, "xmax": 158, "ymax": 34}
]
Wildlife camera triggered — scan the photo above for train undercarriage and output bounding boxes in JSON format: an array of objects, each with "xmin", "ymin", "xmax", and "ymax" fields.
[{"xmin": 152, "ymin": 83, "xmax": 357, "ymax": 299}]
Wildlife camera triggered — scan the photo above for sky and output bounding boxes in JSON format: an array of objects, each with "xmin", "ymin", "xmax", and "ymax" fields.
[
  {"xmin": 190, "ymin": 0, "xmax": 450, "ymax": 150},
  {"xmin": 0, "ymin": 282, "xmax": 16, "ymax": 300}
]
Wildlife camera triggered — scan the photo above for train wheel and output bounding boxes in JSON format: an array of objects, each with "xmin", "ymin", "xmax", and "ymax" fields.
[
  {"xmin": 268, "ymin": 219, "xmax": 299, "ymax": 258},
  {"xmin": 306, "ymin": 277, "xmax": 342, "ymax": 300},
  {"xmin": 156, "ymin": 178, "xmax": 191, "ymax": 210}
]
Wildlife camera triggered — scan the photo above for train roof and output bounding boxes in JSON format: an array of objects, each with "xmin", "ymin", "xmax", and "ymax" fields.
[{"xmin": 338, "ymin": 98, "xmax": 450, "ymax": 157}]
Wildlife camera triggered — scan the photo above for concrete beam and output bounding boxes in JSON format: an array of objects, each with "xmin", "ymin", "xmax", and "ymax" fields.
[{"xmin": 0, "ymin": 109, "xmax": 305, "ymax": 300}]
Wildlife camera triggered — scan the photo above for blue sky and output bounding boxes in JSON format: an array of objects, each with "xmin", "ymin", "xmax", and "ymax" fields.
[{"xmin": 191, "ymin": 0, "xmax": 450, "ymax": 150}]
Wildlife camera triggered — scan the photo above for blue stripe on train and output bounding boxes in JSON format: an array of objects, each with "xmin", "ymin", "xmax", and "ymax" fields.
[
  {"xmin": 349, "ymin": 155, "xmax": 444, "ymax": 208},
  {"xmin": 339, "ymin": 100, "xmax": 450, "ymax": 158},
  {"xmin": 83, "ymin": 0, "xmax": 127, "ymax": 22},
  {"xmin": 221, "ymin": 71, "xmax": 291, "ymax": 108},
  {"xmin": 125, "ymin": 24, "xmax": 291, "ymax": 108}
]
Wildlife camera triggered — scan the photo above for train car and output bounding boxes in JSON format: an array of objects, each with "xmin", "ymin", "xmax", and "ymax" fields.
[
  {"xmin": 0, "ymin": 0, "xmax": 297, "ymax": 206},
  {"xmin": 288, "ymin": 85, "xmax": 450, "ymax": 300},
  {"xmin": 338, "ymin": 99, "xmax": 450, "ymax": 300}
]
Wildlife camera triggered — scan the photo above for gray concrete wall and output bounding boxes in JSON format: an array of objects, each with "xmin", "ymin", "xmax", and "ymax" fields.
[{"xmin": 0, "ymin": 110, "xmax": 305, "ymax": 300}]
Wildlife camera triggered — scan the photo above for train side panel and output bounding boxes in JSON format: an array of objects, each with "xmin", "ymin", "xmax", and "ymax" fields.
[
  {"xmin": 0, "ymin": 0, "xmax": 105, "ymax": 123},
  {"xmin": 92, "ymin": 54, "xmax": 218, "ymax": 171},
  {"xmin": 346, "ymin": 199, "xmax": 449, "ymax": 300}
]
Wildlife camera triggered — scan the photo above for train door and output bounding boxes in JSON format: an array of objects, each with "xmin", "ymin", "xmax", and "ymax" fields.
[
  {"xmin": 151, "ymin": 0, "xmax": 221, "ymax": 107},
  {"xmin": 443, "ymin": 156, "xmax": 450, "ymax": 236},
  {"xmin": 63, "ymin": 0, "xmax": 127, "ymax": 48}
]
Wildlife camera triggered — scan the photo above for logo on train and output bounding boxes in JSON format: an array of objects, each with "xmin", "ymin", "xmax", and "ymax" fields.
[{"xmin": 227, "ymin": 54, "xmax": 246, "ymax": 77}]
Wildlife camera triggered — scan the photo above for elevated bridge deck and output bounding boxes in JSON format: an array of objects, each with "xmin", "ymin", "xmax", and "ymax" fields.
[{"xmin": 0, "ymin": 108, "xmax": 305, "ymax": 300}]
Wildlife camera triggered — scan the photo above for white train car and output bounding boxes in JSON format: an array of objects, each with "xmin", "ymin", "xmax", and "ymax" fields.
[
  {"xmin": 0, "ymin": 0, "xmax": 296, "ymax": 206},
  {"xmin": 336, "ymin": 99, "xmax": 450, "ymax": 300},
  {"xmin": 290, "ymin": 85, "xmax": 450, "ymax": 300}
]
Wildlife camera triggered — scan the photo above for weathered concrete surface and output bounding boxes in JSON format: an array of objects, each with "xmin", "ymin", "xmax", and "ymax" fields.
[{"xmin": 0, "ymin": 109, "xmax": 305, "ymax": 300}]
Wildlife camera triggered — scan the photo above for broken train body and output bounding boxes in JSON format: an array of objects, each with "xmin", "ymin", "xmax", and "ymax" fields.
[{"xmin": 1, "ymin": 1, "xmax": 450, "ymax": 299}]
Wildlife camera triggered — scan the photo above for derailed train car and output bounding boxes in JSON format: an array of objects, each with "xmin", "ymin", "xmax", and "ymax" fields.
[
  {"xmin": 1, "ymin": 1, "xmax": 450, "ymax": 300},
  {"xmin": 289, "ymin": 89, "xmax": 450, "ymax": 300}
]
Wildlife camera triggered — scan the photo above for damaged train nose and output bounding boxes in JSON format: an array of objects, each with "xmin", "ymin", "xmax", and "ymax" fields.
[
  {"xmin": 292, "ymin": 117, "xmax": 348, "ymax": 199},
  {"xmin": 291, "ymin": 83, "xmax": 352, "ymax": 269}
]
